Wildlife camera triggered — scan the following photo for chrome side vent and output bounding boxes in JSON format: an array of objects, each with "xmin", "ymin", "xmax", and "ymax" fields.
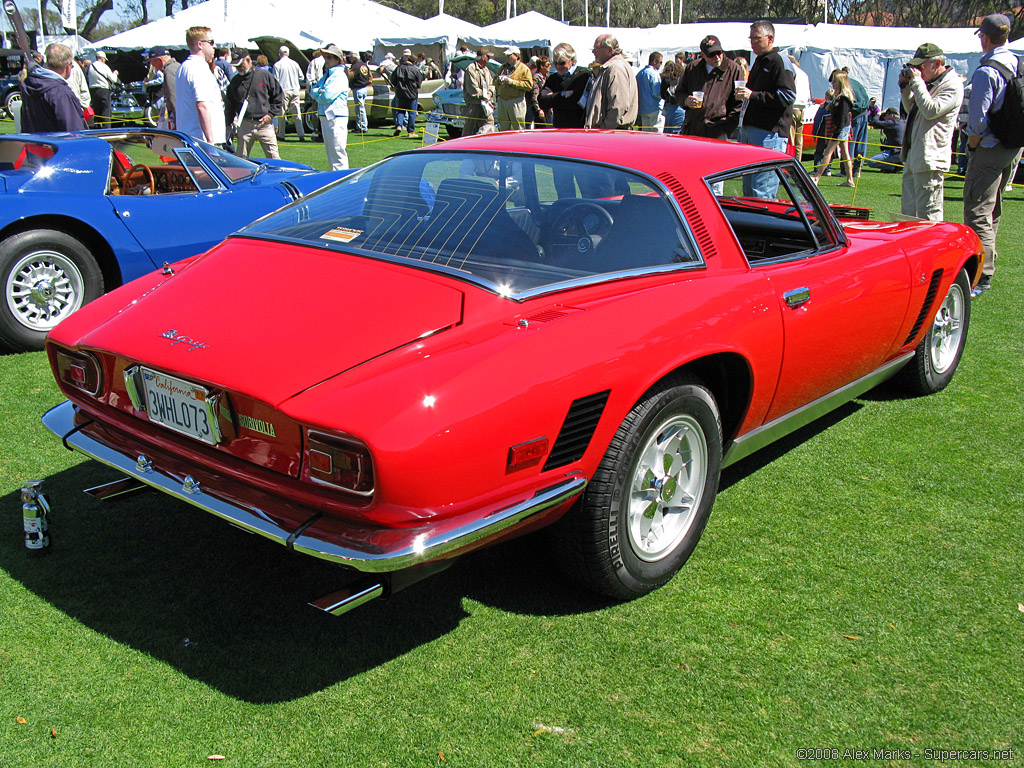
[
  {"xmin": 904, "ymin": 269, "xmax": 944, "ymax": 346},
  {"xmin": 543, "ymin": 391, "xmax": 610, "ymax": 471},
  {"xmin": 281, "ymin": 181, "xmax": 303, "ymax": 202},
  {"xmin": 657, "ymin": 171, "xmax": 718, "ymax": 260}
]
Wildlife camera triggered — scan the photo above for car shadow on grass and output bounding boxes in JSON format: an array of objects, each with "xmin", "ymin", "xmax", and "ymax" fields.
[
  {"xmin": 0, "ymin": 461, "xmax": 476, "ymax": 703},
  {"xmin": 1, "ymin": 401, "xmax": 866, "ymax": 700}
]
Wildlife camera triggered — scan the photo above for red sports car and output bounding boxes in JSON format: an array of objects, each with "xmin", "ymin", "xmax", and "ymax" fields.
[{"xmin": 41, "ymin": 131, "xmax": 982, "ymax": 615}]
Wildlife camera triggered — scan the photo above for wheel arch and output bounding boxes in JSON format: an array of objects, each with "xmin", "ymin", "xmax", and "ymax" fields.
[
  {"xmin": 961, "ymin": 253, "xmax": 982, "ymax": 285},
  {"xmin": 641, "ymin": 351, "xmax": 753, "ymax": 446},
  {"xmin": 0, "ymin": 215, "xmax": 123, "ymax": 292}
]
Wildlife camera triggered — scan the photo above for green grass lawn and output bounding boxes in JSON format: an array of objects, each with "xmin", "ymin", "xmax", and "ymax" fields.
[{"xmin": 1, "ymin": 119, "xmax": 1022, "ymax": 766}]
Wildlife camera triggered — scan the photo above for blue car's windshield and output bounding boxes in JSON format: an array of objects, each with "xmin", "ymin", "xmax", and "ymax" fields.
[{"xmin": 195, "ymin": 139, "xmax": 260, "ymax": 183}]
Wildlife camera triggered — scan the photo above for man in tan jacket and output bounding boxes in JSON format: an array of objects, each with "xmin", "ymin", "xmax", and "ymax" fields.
[
  {"xmin": 495, "ymin": 46, "xmax": 533, "ymax": 131},
  {"xmin": 462, "ymin": 50, "xmax": 494, "ymax": 136},
  {"xmin": 899, "ymin": 42, "xmax": 963, "ymax": 221},
  {"xmin": 584, "ymin": 34, "xmax": 638, "ymax": 130}
]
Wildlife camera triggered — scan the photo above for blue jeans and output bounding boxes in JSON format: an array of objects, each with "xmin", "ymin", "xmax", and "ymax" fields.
[
  {"xmin": 864, "ymin": 149, "xmax": 902, "ymax": 172},
  {"xmin": 393, "ymin": 96, "xmax": 418, "ymax": 133},
  {"xmin": 739, "ymin": 125, "xmax": 788, "ymax": 198},
  {"xmin": 850, "ymin": 111, "xmax": 868, "ymax": 172},
  {"xmin": 353, "ymin": 86, "xmax": 370, "ymax": 131}
]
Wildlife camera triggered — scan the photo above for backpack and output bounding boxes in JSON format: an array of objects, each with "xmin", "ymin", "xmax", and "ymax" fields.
[{"xmin": 982, "ymin": 57, "xmax": 1024, "ymax": 149}]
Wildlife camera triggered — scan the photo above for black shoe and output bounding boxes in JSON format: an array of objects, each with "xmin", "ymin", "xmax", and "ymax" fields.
[
  {"xmin": 393, "ymin": 129, "xmax": 402, "ymax": 137},
  {"xmin": 971, "ymin": 275, "xmax": 992, "ymax": 297}
]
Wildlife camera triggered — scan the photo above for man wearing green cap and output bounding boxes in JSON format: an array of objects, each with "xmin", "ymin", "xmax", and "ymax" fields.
[{"xmin": 899, "ymin": 42, "xmax": 963, "ymax": 221}]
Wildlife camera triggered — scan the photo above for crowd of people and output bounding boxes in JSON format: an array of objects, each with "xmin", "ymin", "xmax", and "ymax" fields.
[{"xmin": 14, "ymin": 14, "xmax": 1021, "ymax": 293}]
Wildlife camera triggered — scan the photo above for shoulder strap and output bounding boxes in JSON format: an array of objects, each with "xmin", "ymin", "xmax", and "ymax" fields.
[{"xmin": 983, "ymin": 59, "xmax": 1016, "ymax": 83}]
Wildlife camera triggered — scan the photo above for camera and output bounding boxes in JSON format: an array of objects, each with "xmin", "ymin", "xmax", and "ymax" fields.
[{"xmin": 901, "ymin": 65, "xmax": 917, "ymax": 79}]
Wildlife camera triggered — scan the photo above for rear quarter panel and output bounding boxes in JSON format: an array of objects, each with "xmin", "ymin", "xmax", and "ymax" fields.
[{"xmin": 281, "ymin": 270, "xmax": 784, "ymax": 524}]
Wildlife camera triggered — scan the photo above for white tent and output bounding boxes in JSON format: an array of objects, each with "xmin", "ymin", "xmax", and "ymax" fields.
[
  {"xmin": 372, "ymin": 13, "xmax": 484, "ymax": 69},
  {"xmin": 796, "ymin": 24, "xmax": 1023, "ymax": 109},
  {"xmin": 90, "ymin": 0, "xmax": 426, "ymax": 54}
]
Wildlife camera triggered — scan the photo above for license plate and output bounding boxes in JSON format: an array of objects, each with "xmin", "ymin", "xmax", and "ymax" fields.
[{"xmin": 141, "ymin": 368, "xmax": 219, "ymax": 445}]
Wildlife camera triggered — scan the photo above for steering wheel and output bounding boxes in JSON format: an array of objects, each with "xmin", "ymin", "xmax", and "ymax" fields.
[
  {"xmin": 546, "ymin": 201, "xmax": 615, "ymax": 261},
  {"xmin": 123, "ymin": 164, "xmax": 155, "ymax": 196},
  {"xmin": 559, "ymin": 201, "xmax": 614, "ymax": 237}
]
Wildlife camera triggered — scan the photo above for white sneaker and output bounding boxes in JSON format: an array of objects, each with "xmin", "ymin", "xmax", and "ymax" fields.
[{"xmin": 1004, "ymin": 183, "xmax": 1013, "ymax": 193}]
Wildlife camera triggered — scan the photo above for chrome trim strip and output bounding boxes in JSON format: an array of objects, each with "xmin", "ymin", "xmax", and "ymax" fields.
[
  {"xmin": 41, "ymin": 401, "xmax": 587, "ymax": 573},
  {"xmin": 723, "ymin": 353, "xmax": 913, "ymax": 468}
]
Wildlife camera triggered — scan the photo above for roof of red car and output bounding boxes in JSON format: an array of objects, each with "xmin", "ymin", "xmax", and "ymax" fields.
[{"xmin": 428, "ymin": 129, "xmax": 786, "ymax": 179}]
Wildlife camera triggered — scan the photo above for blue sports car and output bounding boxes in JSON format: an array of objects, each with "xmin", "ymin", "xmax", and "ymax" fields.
[{"xmin": 0, "ymin": 128, "xmax": 348, "ymax": 351}]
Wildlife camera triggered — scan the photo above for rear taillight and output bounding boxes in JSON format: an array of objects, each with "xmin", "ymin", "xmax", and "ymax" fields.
[
  {"xmin": 54, "ymin": 349, "xmax": 102, "ymax": 396},
  {"xmin": 307, "ymin": 431, "xmax": 374, "ymax": 496}
]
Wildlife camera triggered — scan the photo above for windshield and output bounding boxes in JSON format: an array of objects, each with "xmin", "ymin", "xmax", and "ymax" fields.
[
  {"xmin": 195, "ymin": 139, "xmax": 260, "ymax": 182},
  {"xmin": 242, "ymin": 151, "xmax": 701, "ymax": 297}
]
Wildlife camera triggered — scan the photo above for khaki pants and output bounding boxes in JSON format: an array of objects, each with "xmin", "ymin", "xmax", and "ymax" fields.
[
  {"xmin": 901, "ymin": 169, "xmax": 946, "ymax": 222},
  {"xmin": 276, "ymin": 89, "xmax": 305, "ymax": 139},
  {"xmin": 496, "ymin": 95, "xmax": 526, "ymax": 131},
  {"xmin": 963, "ymin": 144, "xmax": 1021, "ymax": 277},
  {"xmin": 237, "ymin": 117, "xmax": 280, "ymax": 159},
  {"xmin": 462, "ymin": 104, "xmax": 493, "ymax": 136},
  {"xmin": 790, "ymin": 107, "xmax": 805, "ymax": 158}
]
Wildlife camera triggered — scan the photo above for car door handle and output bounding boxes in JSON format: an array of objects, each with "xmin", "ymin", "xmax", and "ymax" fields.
[{"xmin": 783, "ymin": 287, "xmax": 810, "ymax": 308}]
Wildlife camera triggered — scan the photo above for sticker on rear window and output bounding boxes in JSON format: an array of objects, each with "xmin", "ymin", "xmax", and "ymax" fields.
[{"xmin": 321, "ymin": 227, "xmax": 363, "ymax": 243}]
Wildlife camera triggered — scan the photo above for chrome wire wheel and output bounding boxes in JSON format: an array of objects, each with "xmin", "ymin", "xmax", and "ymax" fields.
[
  {"xmin": 626, "ymin": 413, "xmax": 709, "ymax": 563},
  {"xmin": 928, "ymin": 279, "xmax": 966, "ymax": 375},
  {"xmin": 6, "ymin": 249, "xmax": 86, "ymax": 332}
]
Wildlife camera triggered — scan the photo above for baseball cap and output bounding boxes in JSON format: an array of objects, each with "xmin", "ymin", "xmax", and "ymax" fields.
[
  {"xmin": 908, "ymin": 42, "xmax": 943, "ymax": 66},
  {"xmin": 402, "ymin": 48, "xmax": 412, "ymax": 56},
  {"xmin": 504, "ymin": 45, "xmax": 521, "ymax": 57},
  {"xmin": 230, "ymin": 47, "xmax": 249, "ymax": 66},
  {"xmin": 700, "ymin": 35, "xmax": 723, "ymax": 55},
  {"xmin": 977, "ymin": 13, "xmax": 1011, "ymax": 37},
  {"xmin": 148, "ymin": 45, "xmax": 169, "ymax": 59}
]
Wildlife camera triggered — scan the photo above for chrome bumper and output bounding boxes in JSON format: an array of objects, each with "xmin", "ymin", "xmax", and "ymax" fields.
[{"xmin": 42, "ymin": 400, "xmax": 586, "ymax": 573}]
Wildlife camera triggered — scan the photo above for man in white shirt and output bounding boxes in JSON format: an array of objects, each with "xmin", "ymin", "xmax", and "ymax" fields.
[
  {"xmin": 273, "ymin": 45, "xmax": 305, "ymax": 141},
  {"xmin": 175, "ymin": 26, "xmax": 226, "ymax": 146},
  {"xmin": 86, "ymin": 50, "xmax": 117, "ymax": 127}
]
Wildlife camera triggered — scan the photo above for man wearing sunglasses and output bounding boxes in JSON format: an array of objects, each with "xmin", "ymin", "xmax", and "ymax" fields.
[
  {"xmin": 176, "ymin": 26, "xmax": 226, "ymax": 146},
  {"xmin": 677, "ymin": 34, "xmax": 743, "ymax": 140}
]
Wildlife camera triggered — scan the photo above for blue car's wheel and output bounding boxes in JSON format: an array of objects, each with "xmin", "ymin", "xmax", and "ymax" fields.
[{"xmin": 0, "ymin": 229, "xmax": 104, "ymax": 352}]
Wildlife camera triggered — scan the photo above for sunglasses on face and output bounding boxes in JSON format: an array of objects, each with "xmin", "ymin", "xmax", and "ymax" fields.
[{"xmin": 554, "ymin": 59, "xmax": 568, "ymax": 65}]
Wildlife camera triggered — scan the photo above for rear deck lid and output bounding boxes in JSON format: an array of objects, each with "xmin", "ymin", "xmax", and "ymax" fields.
[{"xmin": 75, "ymin": 238, "xmax": 465, "ymax": 406}]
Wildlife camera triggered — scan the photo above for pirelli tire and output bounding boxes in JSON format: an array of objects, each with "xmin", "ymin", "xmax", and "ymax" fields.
[{"xmin": 551, "ymin": 377, "xmax": 723, "ymax": 600}]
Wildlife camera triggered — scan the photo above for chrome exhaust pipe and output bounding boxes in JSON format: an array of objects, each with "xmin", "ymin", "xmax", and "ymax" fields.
[{"xmin": 309, "ymin": 579, "xmax": 384, "ymax": 616}]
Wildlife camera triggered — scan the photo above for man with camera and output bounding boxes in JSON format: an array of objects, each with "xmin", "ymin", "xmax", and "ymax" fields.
[
  {"xmin": 963, "ymin": 13, "xmax": 1022, "ymax": 295},
  {"xmin": 899, "ymin": 43, "xmax": 963, "ymax": 221}
]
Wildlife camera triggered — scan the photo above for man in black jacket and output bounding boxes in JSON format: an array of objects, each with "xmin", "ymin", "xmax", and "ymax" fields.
[
  {"xmin": 225, "ymin": 48, "xmax": 283, "ymax": 159},
  {"xmin": 20, "ymin": 43, "xmax": 87, "ymax": 133},
  {"xmin": 391, "ymin": 51, "xmax": 423, "ymax": 137},
  {"xmin": 736, "ymin": 20, "xmax": 796, "ymax": 197},
  {"xmin": 865, "ymin": 108, "xmax": 905, "ymax": 172}
]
